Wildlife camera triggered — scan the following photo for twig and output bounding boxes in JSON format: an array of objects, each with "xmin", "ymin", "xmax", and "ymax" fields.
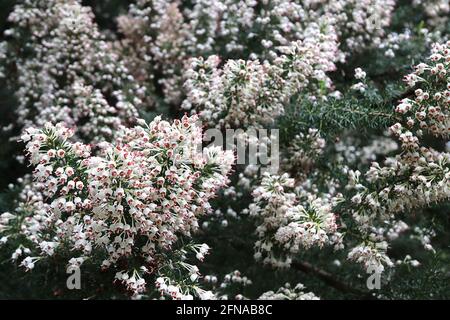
[{"xmin": 291, "ymin": 261, "xmax": 372, "ymax": 298}]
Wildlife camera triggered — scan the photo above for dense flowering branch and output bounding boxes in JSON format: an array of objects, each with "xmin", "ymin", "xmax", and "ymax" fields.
[
  {"xmin": 0, "ymin": 0, "xmax": 146, "ymax": 142},
  {"xmin": 116, "ymin": 0, "xmax": 396, "ymax": 124},
  {"xmin": 0, "ymin": 115, "xmax": 234, "ymax": 297},
  {"xmin": 248, "ymin": 40, "xmax": 450, "ymax": 275},
  {"xmin": 182, "ymin": 39, "xmax": 337, "ymax": 128},
  {"xmin": 250, "ymin": 173, "xmax": 342, "ymax": 267}
]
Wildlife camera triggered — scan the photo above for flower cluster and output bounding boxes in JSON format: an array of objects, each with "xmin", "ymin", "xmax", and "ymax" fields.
[
  {"xmin": 116, "ymin": 0, "xmax": 341, "ymax": 104},
  {"xmin": 250, "ymin": 173, "xmax": 340, "ymax": 266},
  {"xmin": 183, "ymin": 39, "xmax": 337, "ymax": 127},
  {"xmin": 335, "ymin": 135, "xmax": 398, "ymax": 166},
  {"xmin": 1, "ymin": 0, "xmax": 145, "ymax": 142},
  {"xmin": 118, "ymin": 0, "xmax": 401, "ymax": 126},
  {"xmin": 245, "ymin": 42, "xmax": 450, "ymax": 274},
  {"xmin": 258, "ymin": 283, "xmax": 319, "ymax": 300},
  {"xmin": 352, "ymin": 42, "xmax": 450, "ymax": 222},
  {"xmin": 312, "ymin": 0, "xmax": 396, "ymax": 52},
  {"xmin": 203, "ymin": 270, "xmax": 253, "ymax": 300},
  {"xmin": 119, "ymin": 0, "xmax": 394, "ymax": 61},
  {"xmin": 0, "ymin": 115, "xmax": 233, "ymax": 297},
  {"xmin": 413, "ymin": 0, "xmax": 450, "ymax": 27},
  {"xmin": 116, "ymin": 0, "xmax": 186, "ymax": 106},
  {"xmin": 284, "ymin": 128, "xmax": 326, "ymax": 179},
  {"xmin": 113, "ymin": 0, "xmax": 398, "ymax": 128},
  {"xmin": 342, "ymin": 42, "xmax": 450, "ymax": 271},
  {"xmin": 399, "ymin": 41, "xmax": 450, "ymax": 139},
  {"xmin": 347, "ymin": 241, "xmax": 394, "ymax": 273}
]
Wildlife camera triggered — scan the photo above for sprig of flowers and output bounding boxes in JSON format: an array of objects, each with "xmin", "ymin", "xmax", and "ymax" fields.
[
  {"xmin": 0, "ymin": 115, "xmax": 233, "ymax": 297},
  {"xmin": 183, "ymin": 39, "xmax": 337, "ymax": 127},
  {"xmin": 250, "ymin": 173, "xmax": 340, "ymax": 267}
]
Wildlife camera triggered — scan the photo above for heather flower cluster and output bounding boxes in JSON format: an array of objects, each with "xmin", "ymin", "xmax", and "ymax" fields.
[
  {"xmin": 0, "ymin": 0, "xmax": 449, "ymax": 300},
  {"xmin": 116, "ymin": 0, "xmax": 397, "ymax": 128},
  {"xmin": 0, "ymin": 0, "xmax": 145, "ymax": 142},
  {"xmin": 1, "ymin": 115, "xmax": 233, "ymax": 297},
  {"xmin": 341, "ymin": 41, "xmax": 450, "ymax": 271},
  {"xmin": 247, "ymin": 40, "xmax": 450, "ymax": 274},
  {"xmin": 350, "ymin": 41, "xmax": 450, "ymax": 223},
  {"xmin": 284, "ymin": 128, "xmax": 326, "ymax": 179},
  {"xmin": 202, "ymin": 270, "xmax": 253, "ymax": 300},
  {"xmin": 182, "ymin": 40, "xmax": 337, "ymax": 127},
  {"xmin": 258, "ymin": 283, "xmax": 319, "ymax": 300},
  {"xmin": 250, "ymin": 173, "xmax": 340, "ymax": 266},
  {"xmin": 413, "ymin": 0, "xmax": 450, "ymax": 27}
]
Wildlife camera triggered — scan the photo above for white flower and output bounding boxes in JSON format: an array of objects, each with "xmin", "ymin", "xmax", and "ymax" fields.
[
  {"xmin": 190, "ymin": 273, "xmax": 199, "ymax": 282},
  {"xmin": 197, "ymin": 289, "xmax": 215, "ymax": 300},
  {"xmin": 20, "ymin": 257, "xmax": 36, "ymax": 271},
  {"xmin": 0, "ymin": 236, "xmax": 8, "ymax": 244},
  {"xmin": 354, "ymin": 68, "xmax": 367, "ymax": 80}
]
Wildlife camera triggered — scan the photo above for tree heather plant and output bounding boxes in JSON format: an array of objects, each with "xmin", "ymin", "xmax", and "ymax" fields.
[{"xmin": 0, "ymin": 0, "xmax": 449, "ymax": 300}]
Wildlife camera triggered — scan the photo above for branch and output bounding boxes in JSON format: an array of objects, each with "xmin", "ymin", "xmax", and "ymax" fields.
[{"xmin": 291, "ymin": 261, "xmax": 372, "ymax": 298}]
